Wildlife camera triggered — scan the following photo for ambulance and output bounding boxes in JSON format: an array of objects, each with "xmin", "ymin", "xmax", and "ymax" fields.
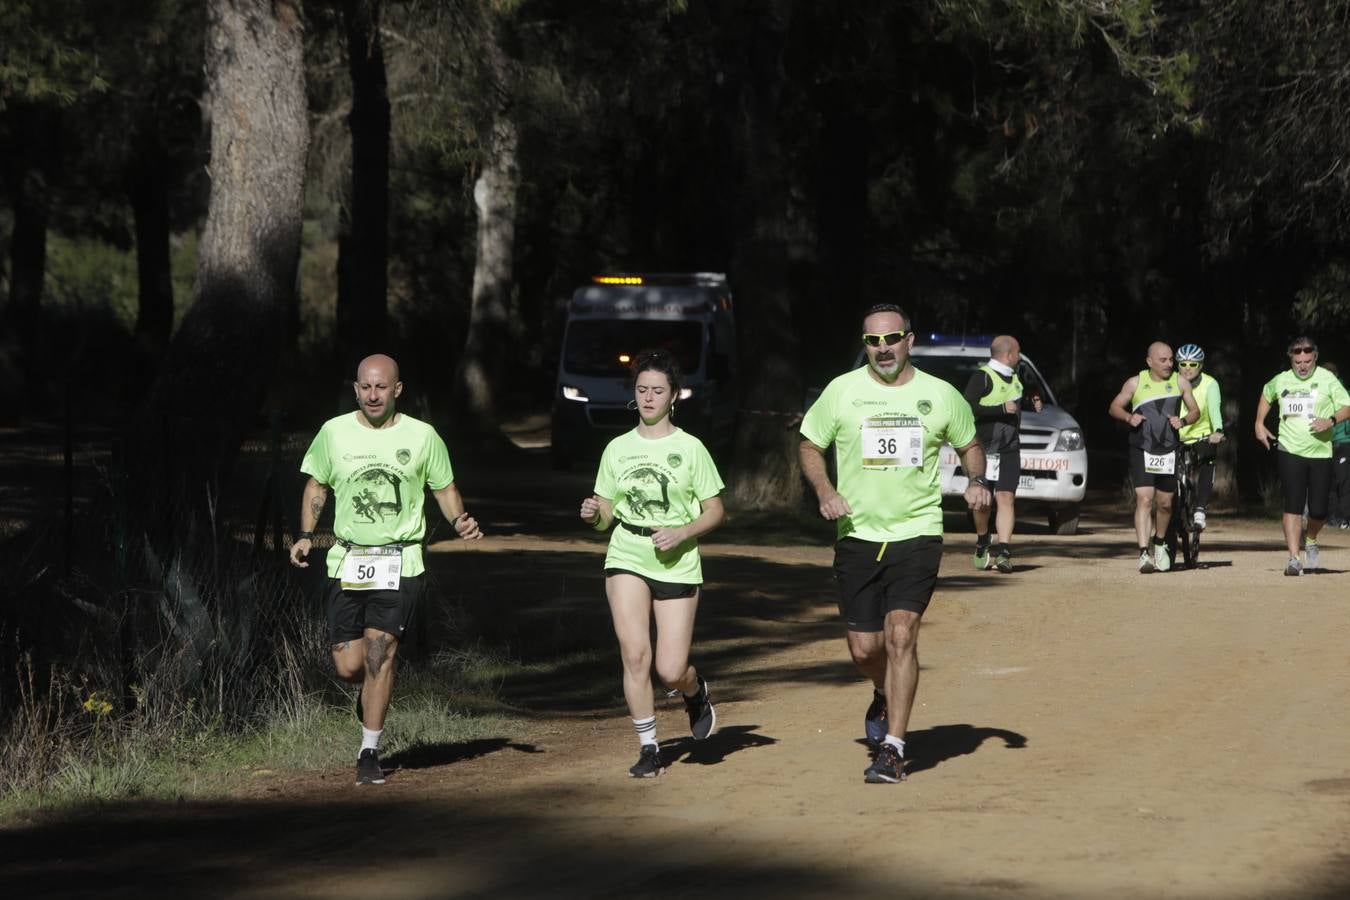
[{"xmin": 550, "ymin": 273, "xmax": 737, "ymax": 470}]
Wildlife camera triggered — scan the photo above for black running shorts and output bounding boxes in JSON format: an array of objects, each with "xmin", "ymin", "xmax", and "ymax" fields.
[
  {"xmin": 992, "ymin": 448, "xmax": 1022, "ymax": 493},
  {"xmin": 1276, "ymin": 449, "xmax": 1332, "ymax": 518},
  {"xmin": 604, "ymin": 568, "xmax": 699, "ymax": 600},
  {"xmin": 833, "ymin": 535, "xmax": 943, "ymax": 632},
  {"xmin": 327, "ymin": 574, "xmax": 425, "ymax": 644},
  {"xmin": 1129, "ymin": 447, "xmax": 1178, "ymax": 493}
]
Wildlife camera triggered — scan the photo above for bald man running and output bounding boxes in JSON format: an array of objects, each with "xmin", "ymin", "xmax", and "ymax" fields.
[
  {"xmin": 1108, "ymin": 343, "xmax": 1199, "ymax": 573},
  {"xmin": 290, "ymin": 354, "xmax": 482, "ymax": 785},
  {"xmin": 964, "ymin": 335, "xmax": 1042, "ymax": 573}
]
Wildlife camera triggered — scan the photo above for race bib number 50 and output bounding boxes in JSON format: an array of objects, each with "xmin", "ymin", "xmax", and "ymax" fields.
[
  {"xmin": 341, "ymin": 546, "xmax": 403, "ymax": 591},
  {"xmin": 862, "ymin": 415, "xmax": 924, "ymax": 469}
]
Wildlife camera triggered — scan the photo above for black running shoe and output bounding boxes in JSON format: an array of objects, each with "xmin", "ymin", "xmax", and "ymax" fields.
[
  {"xmin": 864, "ymin": 689, "xmax": 887, "ymax": 749},
  {"xmin": 684, "ymin": 676, "xmax": 717, "ymax": 740},
  {"xmin": 863, "ymin": 743, "xmax": 906, "ymax": 784},
  {"xmin": 629, "ymin": 744, "xmax": 664, "ymax": 778},
  {"xmin": 356, "ymin": 748, "xmax": 385, "ymax": 785}
]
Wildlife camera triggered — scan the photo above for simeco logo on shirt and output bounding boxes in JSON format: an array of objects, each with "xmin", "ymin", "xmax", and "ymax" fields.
[
  {"xmin": 350, "ymin": 464, "xmax": 406, "ymax": 523},
  {"xmin": 852, "ymin": 399, "xmax": 888, "ymax": 407}
]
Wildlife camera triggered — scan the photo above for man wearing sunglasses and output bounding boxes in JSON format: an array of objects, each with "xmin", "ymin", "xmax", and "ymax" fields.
[
  {"xmin": 1254, "ymin": 336, "xmax": 1350, "ymax": 575},
  {"xmin": 799, "ymin": 303, "xmax": 991, "ymax": 785},
  {"xmin": 964, "ymin": 334, "xmax": 1043, "ymax": 572},
  {"xmin": 1175, "ymin": 343, "xmax": 1224, "ymax": 531},
  {"xmin": 1108, "ymin": 342, "xmax": 1200, "ymax": 573}
]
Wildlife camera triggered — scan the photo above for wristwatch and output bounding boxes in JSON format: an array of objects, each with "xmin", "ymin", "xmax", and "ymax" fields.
[
  {"xmin": 970, "ymin": 476, "xmax": 994, "ymax": 490},
  {"xmin": 296, "ymin": 530, "xmax": 314, "ymax": 541}
]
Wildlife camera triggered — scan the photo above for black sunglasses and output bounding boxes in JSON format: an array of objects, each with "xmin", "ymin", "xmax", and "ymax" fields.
[
  {"xmin": 862, "ymin": 331, "xmax": 909, "ymax": 347},
  {"xmin": 1289, "ymin": 346, "xmax": 1316, "ymax": 355}
]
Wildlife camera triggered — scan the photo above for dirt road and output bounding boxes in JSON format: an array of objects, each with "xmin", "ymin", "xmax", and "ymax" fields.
[{"xmin": 6, "ymin": 496, "xmax": 1350, "ymax": 899}]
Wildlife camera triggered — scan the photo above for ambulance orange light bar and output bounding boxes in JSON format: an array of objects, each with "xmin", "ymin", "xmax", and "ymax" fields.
[{"xmin": 593, "ymin": 275, "xmax": 644, "ymax": 285}]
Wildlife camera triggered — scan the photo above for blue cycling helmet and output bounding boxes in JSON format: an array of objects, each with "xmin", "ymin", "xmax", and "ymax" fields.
[{"xmin": 1176, "ymin": 343, "xmax": 1205, "ymax": 363}]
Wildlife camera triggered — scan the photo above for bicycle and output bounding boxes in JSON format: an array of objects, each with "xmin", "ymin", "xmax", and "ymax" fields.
[{"xmin": 1165, "ymin": 443, "xmax": 1202, "ymax": 570}]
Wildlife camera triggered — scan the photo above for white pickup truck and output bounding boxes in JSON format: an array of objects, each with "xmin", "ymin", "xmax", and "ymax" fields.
[{"xmin": 911, "ymin": 338, "xmax": 1088, "ymax": 535}]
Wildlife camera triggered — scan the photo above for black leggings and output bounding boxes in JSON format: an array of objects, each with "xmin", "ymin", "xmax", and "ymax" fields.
[
  {"xmin": 1277, "ymin": 450, "xmax": 1333, "ymax": 519},
  {"xmin": 1189, "ymin": 441, "xmax": 1218, "ymax": 508}
]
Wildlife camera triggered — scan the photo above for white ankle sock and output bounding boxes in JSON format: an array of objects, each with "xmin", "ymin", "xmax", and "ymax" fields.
[
  {"xmin": 883, "ymin": 734, "xmax": 905, "ymax": 757},
  {"xmin": 360, "ymin": 726, "xmax": 382, "ymax": 755},
  {"xmin": 633, "ymin": 715, "xmax": 658, "ymax": 747}
]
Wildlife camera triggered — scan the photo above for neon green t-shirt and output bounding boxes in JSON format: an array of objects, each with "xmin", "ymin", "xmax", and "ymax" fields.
[
  {"xmin": 1262, "ymin": 367, "xmax": 1350, "ymax": 459},
  {"xmin": 800, "ymin": 365, "xmax": 977, "ymax": 543},
  {"xmin": 299, "ymin": 412, "xmax": 455, "ymax": 578},
  {"xmin": 593, "ymin": 428, "xmax": 724, "ymax": 584}
]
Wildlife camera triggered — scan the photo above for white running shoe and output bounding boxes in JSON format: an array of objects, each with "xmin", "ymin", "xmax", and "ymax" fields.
[
  {"xmin": 1193, "ymin": 508, "xmax": 1207, "ymax": 531},
  {"xmin": 1305, "ymin": 541, "xmax": 1320, "ymax": 571},
  {"xmin": 1138, "ymin": 550, "xmax": 1155, "ymax": 573},
  {"xmin": 1153, "ymin": 543, "xmax": 1171, "ymax": 573},
  {"xmin": 1285, "ymin": 557, "xmax": 1303, "ymax": 577}
]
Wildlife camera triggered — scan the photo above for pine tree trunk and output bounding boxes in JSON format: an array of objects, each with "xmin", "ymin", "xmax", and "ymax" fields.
[
  {"xmin": 6, "ymin": 164, "xmax": 48, "ymax": 333},
  {"xmin": 455, "ymin": 36, "xmax": 518, "ymax": 437},
  {"xmin": 336, "ymin": 0, "xmax": 389, "ymax": 373},
  {"xmin": 132, "ymin": 0, "xmax": 309, "ymax": 534},
  {"xmin": 128, "ymin": 143, "xmax": 175, "ymax": 355},
  {"xmin": 719, "ymin": 0, "xmax": 805, "ymax": 510}
]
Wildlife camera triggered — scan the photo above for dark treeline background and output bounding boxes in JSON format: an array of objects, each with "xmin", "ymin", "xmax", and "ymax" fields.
[{"xmin": 5, "ymin": 0, "xmax": 1350, "ymax": 513}]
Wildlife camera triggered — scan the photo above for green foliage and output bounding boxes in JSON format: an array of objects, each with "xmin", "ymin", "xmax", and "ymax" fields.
[
  {"xmin": 1293, "ymin": 261, "xmax": 1350, "ymax": 334},
  {"xmin": 0, "ymin": 0, "xmax": 109, "ymax": 109},
  {"xmin": 42, "ymin": 230, "xmax": 198, "ymax": 331}
]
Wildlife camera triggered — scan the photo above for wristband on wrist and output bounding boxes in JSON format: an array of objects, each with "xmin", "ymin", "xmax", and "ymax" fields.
[
  {"xmin": 970, "ymin": 476, "xmax": 994, "ymax": 489},
  {"xmin": 592, "ymin": 514, "xmax": 608, "ymax": 531},
  {"xmin": 296, "ymin": 530, "xmax": 314, "ymax": 541}
]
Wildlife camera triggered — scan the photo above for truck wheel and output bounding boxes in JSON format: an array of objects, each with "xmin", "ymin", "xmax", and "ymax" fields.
[{"xmin": 1049, "ymin": 504, "xmax": 1080, "ymax": 535}]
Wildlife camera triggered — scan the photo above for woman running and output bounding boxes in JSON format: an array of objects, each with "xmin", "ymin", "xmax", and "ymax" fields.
[
  {"xmin": 1254, "ymin": 335, "xmax": 1350, "ymax": 574},
  {"xmin": 578, "ymin": 348, "xmax": 725, "ymax": 777}
]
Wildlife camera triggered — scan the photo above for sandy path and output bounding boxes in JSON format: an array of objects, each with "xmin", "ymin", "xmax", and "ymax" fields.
[{"xmin": 6, "ymin": 509, "xmax": 1350, "ymax": 899}]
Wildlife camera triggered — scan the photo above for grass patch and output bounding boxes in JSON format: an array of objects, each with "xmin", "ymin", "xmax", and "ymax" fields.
[{"xmin": 0, "ymin": 653, "xmax": 526, "ymax": 822}]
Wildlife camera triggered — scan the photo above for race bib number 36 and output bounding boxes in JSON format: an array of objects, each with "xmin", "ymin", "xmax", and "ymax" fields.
[
  {"xmin": 1280, "ymin": 390, "xmax": 1317, "ymax": 419},
  {"xmin": 341, "ymin": 546, "xmax": 403, "ymax": 591},
  {"xmin": 1144, "ymin": 451, "xmax": 1176, "ymax": 475},
  {"xmin": 862, "ymin": 415, "xmax": 924, "ymax": 469}
]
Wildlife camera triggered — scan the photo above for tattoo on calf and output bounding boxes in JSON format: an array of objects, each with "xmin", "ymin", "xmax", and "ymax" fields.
[{"xmin": 366, "ymin": 633, "xmax": 391, "ymax": 676}]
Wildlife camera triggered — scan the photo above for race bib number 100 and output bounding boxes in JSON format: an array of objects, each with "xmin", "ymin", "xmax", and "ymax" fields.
[
  {"xmin": 1144, "ymin": 451, "xmax": 1176, "ymax": 475},
  {"xmin": 341, "ymin": 546, "xmax": 403, "ymax": 591},
  {"xmin": 862, "ymin": 415, "xmax": 924, "ymax": 469},
  {"xmin": 1280, "ymin": 390, "xmax": 1317, "ymax": 419}
]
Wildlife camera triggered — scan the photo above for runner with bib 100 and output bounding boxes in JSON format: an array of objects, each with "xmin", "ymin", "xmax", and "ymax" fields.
[
  {"xmin": 1108, "ymin": 342, "xmax": 1199, "ymax": 574},
  {"xmin": 1254, "ymin": 336, "xmax": 1350, "ymax": 576}
]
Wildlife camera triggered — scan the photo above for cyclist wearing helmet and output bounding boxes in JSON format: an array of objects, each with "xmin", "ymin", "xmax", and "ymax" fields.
[
  {"xmin": 1108, "ymin": 342, "xmax": 1200, "ymax": 573},
  {"xmin": 1175, "ymin": 343, "xmax": 1224, "ymax": 530}
]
